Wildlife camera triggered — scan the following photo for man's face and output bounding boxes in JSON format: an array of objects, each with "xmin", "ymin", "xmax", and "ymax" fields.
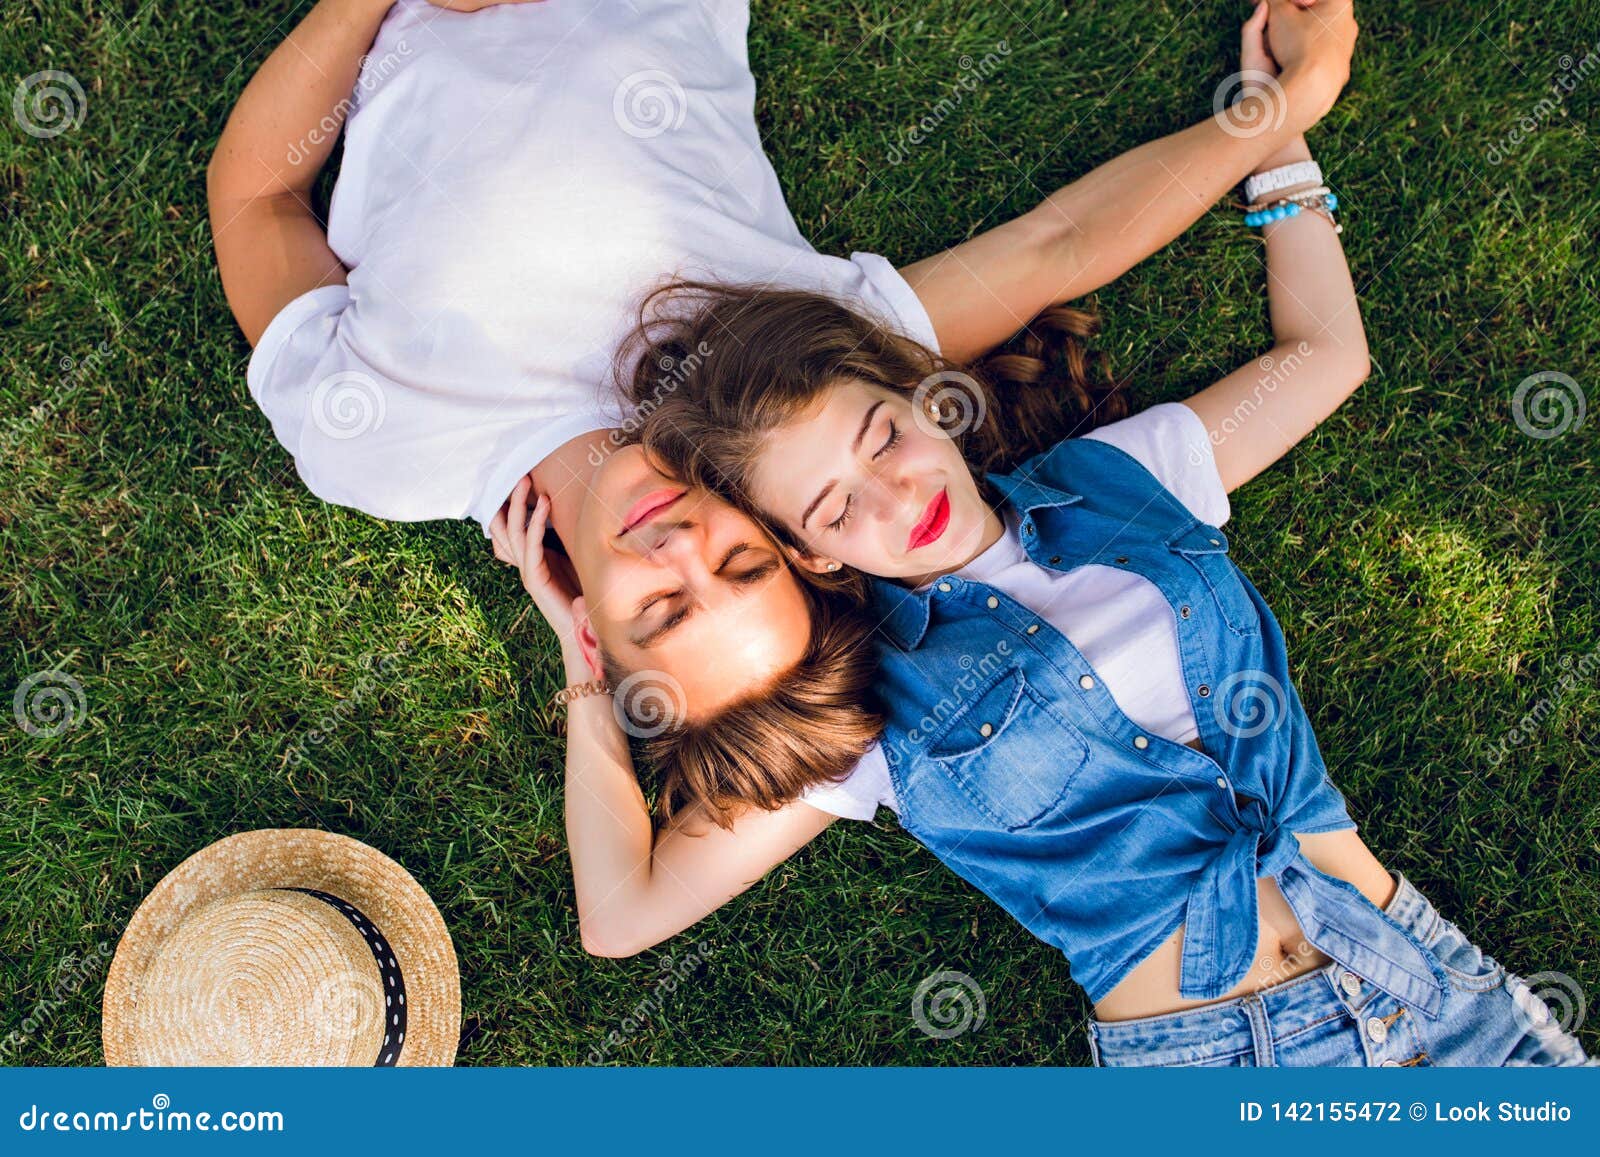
[{"xmin": 566, "ymin": 444, "xmax": 813, "ymax": 721}]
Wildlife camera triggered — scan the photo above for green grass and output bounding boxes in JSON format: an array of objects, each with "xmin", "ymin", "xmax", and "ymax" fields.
[{"xmin": 3, "ymin": 0, "xmax": 1599, "ymax": 1066}]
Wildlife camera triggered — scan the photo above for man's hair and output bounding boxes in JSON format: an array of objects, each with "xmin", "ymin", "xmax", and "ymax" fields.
[{"xmin": 603, "ymin": 581, "xmax": 884, "ymax": 830}]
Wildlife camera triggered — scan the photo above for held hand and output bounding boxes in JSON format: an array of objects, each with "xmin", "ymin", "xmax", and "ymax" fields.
[{"xmin": 1265, "ymin": 0, "xmax": 1360, "ymax": 130}]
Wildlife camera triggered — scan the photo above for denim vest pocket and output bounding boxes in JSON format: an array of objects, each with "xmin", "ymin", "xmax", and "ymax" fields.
[
  {"xmin": 1166, "ymin": 522, "xmax": 1261, "ymax": 637},
  {"xmin": 923, "ymin": 666, "xmax": 1091, "ymax": 830}
]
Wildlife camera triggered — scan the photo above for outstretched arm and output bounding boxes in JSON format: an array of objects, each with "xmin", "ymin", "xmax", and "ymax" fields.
[
  {"xmin": 491, "ymin": 478, "xmax": 836, "ymax": 958},
  {"xmin": 903, "ymin": 0, "xmax": 1360, "ymax": 363}
]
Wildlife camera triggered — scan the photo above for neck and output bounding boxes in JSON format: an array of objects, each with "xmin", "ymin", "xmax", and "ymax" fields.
[{"xmin": 529, "ymin": 430, "xmax": 617, "ymax": 551}]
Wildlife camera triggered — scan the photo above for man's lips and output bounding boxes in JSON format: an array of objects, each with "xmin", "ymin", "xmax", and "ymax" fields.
[
  {"xmin": 907, "ymin": 489, "xmax": 951, "ymax": 551},
  {"xmin": 620, "ymin": 488, "xmax": 685, "ymax": 534}
]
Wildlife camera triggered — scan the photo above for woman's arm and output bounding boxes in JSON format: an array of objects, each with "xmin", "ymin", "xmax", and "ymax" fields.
[
  {"xmin": 1181, "ymin": 36, "xmax": 1369, "ymax": 491},
  {"xmin": 492, "ymin": 477, "xmax": 837, "ymax": 958},
  {"xmin": 903, "ymin": 0, "xmax": 1360, "ymax": 363}
]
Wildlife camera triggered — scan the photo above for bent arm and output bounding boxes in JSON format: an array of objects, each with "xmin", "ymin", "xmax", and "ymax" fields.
[
  {"xmin": 1182, "ymin": 135, "xmax": 1369, "ymax": 491},
  {"xmin": 207, "ymin": 0, "xmax": 396, "ymax": 345},
  {"xmin": 563, "ymin": 692, "xmax": 838, "ymax": 958},
  {"xmin": 903, "ymin": 0, "xmax": 1356, "ymax": 363}
]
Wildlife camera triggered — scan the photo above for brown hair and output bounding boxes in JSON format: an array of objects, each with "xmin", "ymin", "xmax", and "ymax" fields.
[
  {"xmin": 609, "ymin": 281, "xmax": 1126, "ymax": 824},
  {"xmin": 606, "ymin": 579, "xmax": 884, "ymax": 831},
  {"xmin": 618, "ymin": 281, "xmax": 1129, "ymax": 588}
]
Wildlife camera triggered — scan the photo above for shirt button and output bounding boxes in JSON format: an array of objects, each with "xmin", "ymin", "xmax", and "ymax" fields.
[
  {"xmin": 1133, "ymin": 736, "xmax": 1149, "ymax": 750},
  {"xmin": 1114, "ymin": 555, "xmax": 1128, "ymax": 565},
  {"xmin": 1215, "ymin": 776, "xmax": 1227, "ymax": 789},
  {"xmin": 986, "ymin": 596, "xmax": 999, "ymax": 610},
  {"xmin": 1210, "ymin": 538, "xmax": 1221, "ymax": 546},
  {"xmin": 1049, "ymin": 555, "xmax": 1062, "ymax": 565},
  {"xmin": 1179, "ymin": 605, "xmax": 1192, "ymax": 619},
  {"xmin": 979, "ymin": 723, "xmax": 993, "ymax": 738},
  {"xmin": 1078, "ymin": 675, "xmax": 1095, "ymax": 690},
  {"xmin": 937, "ymin": 582, "xmax": 952, "ymax": 593},
  {"xmin": 1026, "ymin": 624, "xmax": 1040, "ymax": 635},
  {"xmin": 1341, "ymin": 971, "xmax": 1362, "ymax": 996},
  {"xmin": 1365, "ymin": 1017, "xmax": 1389, "ymax": 1044},
  {"xmin": 1197, "ymin": 684, "xmax": 1211, "ymax": 698}
]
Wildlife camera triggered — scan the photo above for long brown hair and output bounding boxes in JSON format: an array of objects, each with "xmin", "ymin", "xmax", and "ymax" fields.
[{"xmin": 618, "ymin": 281, "xmax": 1129, "ymax": 587}]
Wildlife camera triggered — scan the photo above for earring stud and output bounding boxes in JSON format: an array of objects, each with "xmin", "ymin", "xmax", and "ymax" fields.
[{"xmin": 826, "ymin": 562, "xmax": 841, "ymax": 572}]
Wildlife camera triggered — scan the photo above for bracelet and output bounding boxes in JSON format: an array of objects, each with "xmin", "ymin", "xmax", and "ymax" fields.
[
  {"xmin": 1243, "ymin": 188, "xmax": 1341, "ymax": 233},
  {"xmin": 552, "ymin": 679, "xmax": 613, "ymax": 708},
  {"xmin": 1243, "ymin": 160, "xmax": 1324, "ymax": 203}
]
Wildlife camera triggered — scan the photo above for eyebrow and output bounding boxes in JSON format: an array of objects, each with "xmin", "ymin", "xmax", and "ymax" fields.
[
  {"xmin": 801, "ymin": 400, "xmax": 883, "ymax": 529},
  {"xmin": 629, "ymin": 551, "xmax": 780, "ymax": 649}
]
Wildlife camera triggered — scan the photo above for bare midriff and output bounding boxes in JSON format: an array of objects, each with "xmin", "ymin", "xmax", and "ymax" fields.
[{"xmin": 1092, "ymin": 739, "xmax": 1396, "ymax": 1023}]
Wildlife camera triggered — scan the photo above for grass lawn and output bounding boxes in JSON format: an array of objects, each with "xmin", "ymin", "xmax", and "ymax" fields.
[{"xmin": 3, "ymin": 0, "xmax": 1598, "ymax": 1066}]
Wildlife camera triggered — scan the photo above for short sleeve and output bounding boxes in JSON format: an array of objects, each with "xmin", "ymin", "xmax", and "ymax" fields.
[
  {"xmin": 849, "ymin": 251, "xmax": 942, "ymax": 354},
  {"xmin": 245, "ymin": 284, "xmax": 355, "ymax": 466},
  {"xmin": 797, "ymin": 743, "xmax": 892, "ymax": 821},
  {"xmin": 1082, "ymin": 402, "xmax": 1231, "ymax": 527}
]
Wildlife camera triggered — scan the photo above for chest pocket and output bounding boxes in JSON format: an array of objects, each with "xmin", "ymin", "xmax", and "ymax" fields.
[
  {"xmin": 921, "ymin": 667, "xmax": 1091, "ymax": 831},
  {"xmin": 1166, "ymin": 522, "xmax": 1260, "ymax": 637}
]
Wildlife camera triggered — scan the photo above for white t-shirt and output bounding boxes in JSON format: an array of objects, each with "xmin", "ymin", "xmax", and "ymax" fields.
[
  {"xmin": 245, "ymin": 0, "xmax": 936, "ymax": 531},
  {"xmin": 801, "ymin": 401, "xmax": 1229, "ymax": 821}
]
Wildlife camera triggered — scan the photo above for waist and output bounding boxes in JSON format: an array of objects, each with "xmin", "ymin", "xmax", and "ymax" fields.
[{"xmin": 1095, "ymin": 828, "xmax": 1392, "ymax": 1021}]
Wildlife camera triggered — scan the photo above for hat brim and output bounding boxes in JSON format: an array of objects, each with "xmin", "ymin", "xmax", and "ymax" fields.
[{"xmin": 103, "ymin": 829, "xmax": 460, "ymax": 1066}]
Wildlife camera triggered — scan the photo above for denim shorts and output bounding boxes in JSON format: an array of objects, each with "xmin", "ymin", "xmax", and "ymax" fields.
[{"xmin": 1088, "ymin": 873, "xmax": 1594, "ymax": 1067}]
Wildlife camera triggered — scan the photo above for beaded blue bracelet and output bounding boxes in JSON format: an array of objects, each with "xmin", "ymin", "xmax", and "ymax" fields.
[{"xmin": 1245, "ymin": 191, "xmax": 1338, "ymax": 229}]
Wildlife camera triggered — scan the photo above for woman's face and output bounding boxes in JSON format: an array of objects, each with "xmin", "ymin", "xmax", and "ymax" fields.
[{"xmin": 748, "ymin": 380, "xmax": 995, "ymax": 586}]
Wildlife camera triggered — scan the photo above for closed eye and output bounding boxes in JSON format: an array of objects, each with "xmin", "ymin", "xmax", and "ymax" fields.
[
  {"xmin": 874, "ymin": 420, "xmax": 902, "ymax": 460},
  {"xmin": 824, "ymin": 494, "xmax": 853, "ymax": 534}
]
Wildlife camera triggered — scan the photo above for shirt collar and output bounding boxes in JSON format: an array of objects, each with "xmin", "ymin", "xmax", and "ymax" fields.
[{"xmin": 867, "ymin": 469, "xmax": 1084, "ymax": 650}]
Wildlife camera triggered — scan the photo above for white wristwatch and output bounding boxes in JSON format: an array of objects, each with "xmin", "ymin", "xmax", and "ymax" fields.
[{"xmin": 1244, "ymin": 160, "xmax": 1324, "ymax": 203}]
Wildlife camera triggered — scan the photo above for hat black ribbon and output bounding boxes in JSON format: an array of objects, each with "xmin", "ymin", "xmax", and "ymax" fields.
[{"xmin": 287, "ymin": 888, "xmax": 407, "ymax": 1066}]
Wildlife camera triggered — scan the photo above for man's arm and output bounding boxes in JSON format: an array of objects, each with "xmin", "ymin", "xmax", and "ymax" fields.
[
  {"xmin": 902, "ymin": 0, "xmax": 1359, "ymax": 363},
  {"xmin": 207, "ymin": 0, "xmax": 402, "ymax": 346}
]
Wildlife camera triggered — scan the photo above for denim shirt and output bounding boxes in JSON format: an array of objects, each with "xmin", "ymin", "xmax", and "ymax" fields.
[{"xmin": 868, "ymin": 437, "xmax": 1450, "ymax": 1015}]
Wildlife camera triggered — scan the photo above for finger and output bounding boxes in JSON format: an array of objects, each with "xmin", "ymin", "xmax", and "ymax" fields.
[
  {"xmin": 506, "ymin": 475, "xmax": 533, "ymax": 560},
  {"xmin": 522, "ymin": 494, "xmax": 552, "ymax": 575},
  {"xmin": 488, "ymin": 509, "xmax": 514, "ymax": 564}
]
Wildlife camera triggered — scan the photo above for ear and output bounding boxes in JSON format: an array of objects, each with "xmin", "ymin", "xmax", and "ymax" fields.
[
  {"xmin": 784, "ymin": 544, "xmax": 842, "ymax": 575},
  {"xmin": 570, "ymin": 596, "xmax": 606, "ymax": 681}
]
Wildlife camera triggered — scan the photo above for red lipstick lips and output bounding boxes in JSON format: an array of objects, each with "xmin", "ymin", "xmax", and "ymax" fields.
[{"xmin": 907, "ymin": 489, "xmax": 951, "ymax": 551}]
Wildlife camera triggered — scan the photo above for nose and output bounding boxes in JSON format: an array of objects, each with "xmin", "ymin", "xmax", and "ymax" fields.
[{"xmin": 858, "ymin": 469, "xmax": 914, "ymax": 523}]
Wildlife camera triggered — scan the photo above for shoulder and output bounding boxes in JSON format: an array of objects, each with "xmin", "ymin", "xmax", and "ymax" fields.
[{"xmin": 1020, "ymin": 403, "xmax": 1231, "ymax": 528}]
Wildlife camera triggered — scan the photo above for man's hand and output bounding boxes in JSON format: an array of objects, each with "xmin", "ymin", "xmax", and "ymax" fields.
[{"xmin": 1268, "ymin": 0, "xmax": 1360, "ymax": 131}]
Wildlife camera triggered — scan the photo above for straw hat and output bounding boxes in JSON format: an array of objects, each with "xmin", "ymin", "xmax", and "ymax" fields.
[{"xmin": 103, "ymin": 829, "xmax": 460, "ymax": 1066}]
